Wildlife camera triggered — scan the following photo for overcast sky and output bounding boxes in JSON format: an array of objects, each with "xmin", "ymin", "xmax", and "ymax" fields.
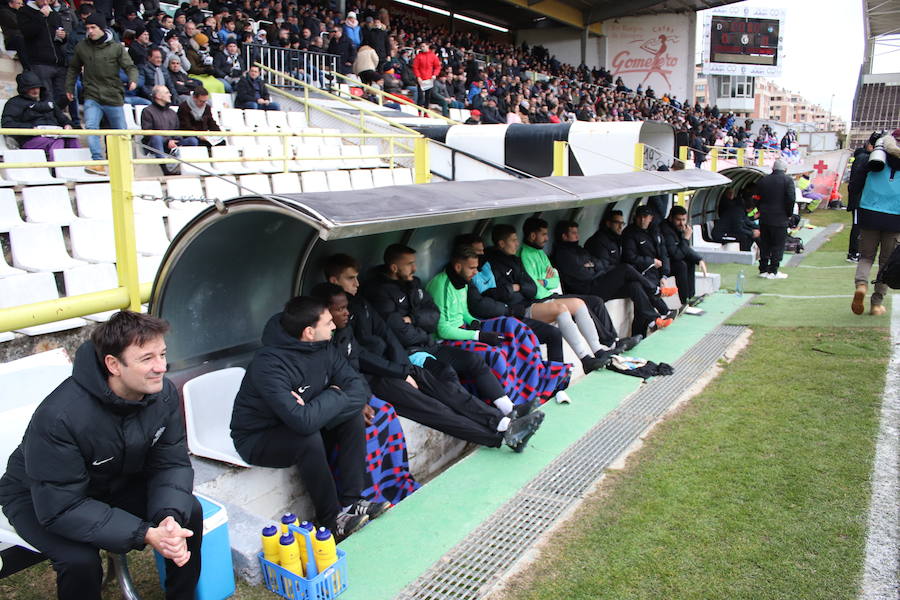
[{"xmin": 696, "ymin": 0, "xmax": 900, "ymax": 123}]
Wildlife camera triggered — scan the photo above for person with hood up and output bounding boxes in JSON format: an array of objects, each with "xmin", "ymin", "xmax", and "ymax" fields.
[
  {"xmin": 852, "ymin": 129, "xmax": 900, "ymax": 316},
  {"xmin": 230, "ymin": 297, "xmax": 388, "ymax": 542},
  {"xmin": 0, "ymin": 311, "xmax": 203, "ymax": 600},
  {"xmin": 342, "ymin": 10, "xmax": 360, "ymax": 48},
  {"xmin": 1, "ymin": 70, "xmax": 79, "ymax": 158},
  {"xmin": 66, "ymin": 12, "xmax": 137, "ymax": 176}
]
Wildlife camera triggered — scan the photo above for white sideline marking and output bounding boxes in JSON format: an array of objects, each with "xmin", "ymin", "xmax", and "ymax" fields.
[
  {"xmin": 796, "ymin": 265, "xmax": 857, "ymax": 269},
  {"xmin": 755, "ymin": 294, "xmax": 853, "ymax": 299},
  {"xmin": 860, "ymin": 294, "xmax": 900, "ymax": 600}
]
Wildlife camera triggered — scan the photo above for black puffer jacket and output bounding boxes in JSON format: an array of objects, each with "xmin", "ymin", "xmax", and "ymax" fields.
[
  {"xmin": 660, "ymin": 220, "xmax": 703, "ymax": 264},
  {"xmin": 1, "ymin": 71, "xmax": 72, "ymax": 145},
  {"xmin": 622, "ymin": 224, "xmax": 669, "ymax": 276},
  {"xmin": 847, "ymin": 147, "xmax": 871, "ymax": 212},
  {"xmin": 483, "ymin": 247, "xmax": 537, "ymax": 307},
  {"xmin": 0, "ymin": 341, "xmax": 194, "ymax": 554},
  {"xmin": 364, "ymin": 268, "xmax": 440, "ymax": 352},
  {"xmin": 230, "ymin": 313, "xmax": 369, "ymax": 454},
  {"xmin": 753, "ymin": 170, "xmax": 796, "ymax": 228},
  {"xmin": 18, "ymin": 0, "xmax": 67, "ymax": 66},
  {"xmin": 583, "ymin": 226, "xmax": 622, "ymax": 273},
  {"xmin": 552, "ymin": 240, "xmax": 604, "ymax": 295},
  {"xmin": 348, "ymin": 294, "xmax": 411, "ymax": 380}
]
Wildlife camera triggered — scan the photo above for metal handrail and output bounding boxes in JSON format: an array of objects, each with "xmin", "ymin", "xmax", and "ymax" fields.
[{"xmin": 326, "ymin": 69, "xmax": 459, "ymax": 125}]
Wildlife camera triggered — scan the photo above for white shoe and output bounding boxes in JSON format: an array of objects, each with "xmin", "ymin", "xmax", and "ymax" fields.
[
  {"xmin": 771, "ymin": 272, "xmax": 788, "ymax": 279},
  {"xmin": 554, "ymin": 391, "xmax": 571, "ymax": 404},
  {"xmin": 758, "ymin": 272, "xmax": 772, "ymax": 279}
]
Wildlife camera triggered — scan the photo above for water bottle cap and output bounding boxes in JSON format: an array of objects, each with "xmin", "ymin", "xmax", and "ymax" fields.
[
  {"xmin": 262, "ymin": 525, "xmax": 278, "ymax": 536},
  {"xmin": 299, "ymin": 520, "xmax": 314, "ymax": 531},
  {"xmin": 279, "ymin": 533, "xmax": 295, "ymax": 545},
  {"xmin": 316, "ymin": 527, "xmax": 332, "ymax": 541},
  {"xmin": 281, "ymin": 512, "xmax": 298, "ymax": 524}
]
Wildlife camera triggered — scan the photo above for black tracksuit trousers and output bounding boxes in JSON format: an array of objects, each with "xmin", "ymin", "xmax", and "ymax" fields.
[
  {"xmin": 522, "ymin": 317, "xmax": 564, "ymax": 363},
  {"xmin": 5, "ymin": 483, "xmax": 203, "ymax": 600},
  {"xmin": 245, "ymin": 413, "xmax": 366, "ymax": 525},
  {"xmin": 758, "ymin": 225, "xmax": 788, "ymax": 274},
  {"xmin": 429, "ymin": 344, "xmax": 507, "ymax": 401},
  {"xmin": 592, "ymin": 264, "xmax": 664, "ymax": 335},
  {"xmin": 669, "ymin": 259, "xmax": 698, "ymax": 304}
]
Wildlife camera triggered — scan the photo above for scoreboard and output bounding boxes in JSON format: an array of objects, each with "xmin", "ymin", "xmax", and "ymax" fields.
[
  {"xmin": 702, "ymin": 6, "xmax": 785, "ymax": 77},
  {"xmin": 709, "ymin": 16, "xmax": 779, "ymax": 66}
]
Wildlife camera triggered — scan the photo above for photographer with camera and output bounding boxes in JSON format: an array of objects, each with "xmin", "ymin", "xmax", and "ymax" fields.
[{"xmin": 851, "ymin": 128, "xmax": 900, "ymax": 316}]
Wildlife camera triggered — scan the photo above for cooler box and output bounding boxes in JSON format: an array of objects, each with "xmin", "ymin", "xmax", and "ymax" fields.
[{"xmin": 155, "ymin": 494, "xmax": 235, "ymax": 600}]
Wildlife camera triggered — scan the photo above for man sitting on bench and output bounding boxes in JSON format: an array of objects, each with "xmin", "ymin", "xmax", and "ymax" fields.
[
  {"xmin": 0, "ymin": 311, "xmax": 203, "ymax": 600},
  {"xmin": 556, "ymin": 217, "xmax": 669, "ymax": 336},
  {"xmin": 622, "ymin": 205, "xmax": 675, "ymax": 300},
  {"xmin": 660, "ymin": 205, "xmax": 708, "ymax": 305},
  {"xmin": 230, "ymin": 297, "xmax": 389, "ymax": 542}
]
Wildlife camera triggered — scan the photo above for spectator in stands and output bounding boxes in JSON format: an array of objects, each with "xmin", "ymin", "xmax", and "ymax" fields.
[
  {"xmin": 235, "ymin": 64, "xmax": 281, "ymax": 110},
  {"xmin": 186, "ymin": 32, "xmax": 228, "ymax": 93},
  {"xmin": 66, "ymin": 12, "xmax": 137, "ymax": 176},
  {"xmin": 852, "ymin": 129, "xmax": 900, "ymax": 316},
  {"xmin": 176, "ymin": 86, "xmax": 222, "ymax": 147},
  {"xmin": 214, "ymin": 39, "xmax": 245, "ymax": 89},
  {"xmin": 485, "ymin": 224, "xmax": 610, "ymax": 373},
  {"xmin": 479, "ymin": 97, "xmax": 503, "ymax": 124},
  {"xmin": 364, "ymin": 244, "xmax": 522, "ymax": 417},
  {"xmin": 361, "ymin": 17, "xmax": 387, "ymax": 65},
  {"xmin": 660, "ymin": 206, "xmax": 707, "ymax": 304},
  {"xmin": 0, "ymin": 0, "xmax": 27, "ymax": 67},
  {"xmin": 327, "ymin": 25, "xmax": 355, "ymax": 75},
  {"xmin": 167, "ymin": 53, "xmax": 196, "ymax": 102},
  {"xmin": 216, "ymin": 15, "xmax": 236, "ymax": 47},
  {"xmin": 754, "ymin": 159, "xmax": 795, "ymax": 280},
  {"xmin": 412, "ymin": 41, "xmax": 440, "ymax": 108},
  {"xmin": 1, "ymin": 70, "xmax": 79, "ymax": 158},
  {"xmin": 127, "ymin": 25, "xmax": 150, "ymax": 65},
  {"xmin": 429, "ymin": 70, "xmax": 456, "ymax": 117},
  {"xmin": 313, "ymin": 278, "xmax": 541, "ymax": 452},
  {"xmin": 554, "ymin": 218, "xmax": 667, "ymax": 337},
  {"xmin": 19, "ymin": 0, "xmax": 70, "ymax": 118},
  {"xmin": 150, "ymin": 12, "xmax": 173, "ymax": 46},
  {"xmin": 351, "ymin": 43, "xmax": 379, "ymax": 81},
  {"xmin": 116, "ymin": 5, "xmax": 141, "ymax": 35},
  {"xmin": 342, "ymin": 10, "xmax": 360, "ymax": 48},
  {"xmin": 164, "ymin": 30, "xmax": 191, "ymax": 72},
  {"xmin": 0, "ymin": 311, "xmax": 203, "ymax": 600},
  {"xmin": 229, "ymin": 297, "xmax": 387, "ymax": 542},
  {"xmin": 139, "ymin": 46, "xmax": 177, "ymax": 100},
  {"xmin": 622, "ymin": 205, "xmax": 673, "ymax": 294},
  {"xmin": 141, "ymin": 84, "xmax": 197, "ymax": 175},
  {"xmin": 464, "ymin": 108, "xmax": 481, "ymax": 124}
]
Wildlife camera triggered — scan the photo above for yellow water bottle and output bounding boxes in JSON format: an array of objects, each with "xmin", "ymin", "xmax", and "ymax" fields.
[
  {"xmin": 278, "ymin": 532, "xmax": 304, "ymax": 576},
  {"xmin": 261, "ymin": 524, "xmax": 281, "ymax": 584},
  {"xmin": 297, "ymin": 521, "xmax": 315, "ymax": 575},
  {"xmin": 312, "ymin": 527, "xmax": 338, "ymax": 572},
  {"xmin": 280, "ymin": 512, "xmax": 299, "ymax": 535}
]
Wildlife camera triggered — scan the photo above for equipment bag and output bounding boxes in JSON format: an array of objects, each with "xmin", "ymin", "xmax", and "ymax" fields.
[
  {"xmin": 785, "ymin": 235, "xmax": 804, "ymax": 254},
  {"xmin": 880, "ymin": 242, "xmax": 900, "ymax": 289}
]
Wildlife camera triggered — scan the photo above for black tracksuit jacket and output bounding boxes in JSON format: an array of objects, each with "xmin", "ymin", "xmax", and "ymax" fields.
[
  {"xmin": 583, "ymin": 227, "xmax": 623, "ymax": 273},
  {"xmin": 622, "ymin": 224, "xmax": 670, "ymax": 277},
  {"xmin": 552, "ymin": 240, "xmax": 607, "ymax": 295},
  {"xmin": 482, "ymin": 247, "xmax": 538, "ymax": 308},
  {"xmin": 660, "ymin": 220, "xmax": 703, "ymax": 265},
  {"xmin": 363, "ymin": 268, "xmax": 440, "ymax": 352},
  {"xmin": 348, "ymin": 293, "xmax": 412, "ymax": 380},
  {"xmin": 230, "ymin": 313, "xmax": 369, "ymax": 454},
  {"xmin": 753, "ymin": 171, "xmax": 796, "ymax": 228},
  {"xmin": 0, "ymin": 341, "xmax": 194, "ymax": 554}
]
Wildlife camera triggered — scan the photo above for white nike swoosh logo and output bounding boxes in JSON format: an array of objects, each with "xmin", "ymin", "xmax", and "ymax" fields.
[
  {"xmin": 639, "ymin": 241, "xmax": 647, "ymax": 245},
  {"xmin": 92, "ymin": 457, "xmax": 115, "ymax": 466},
  {"xmin": 506, "ymin": 269, "xmax": 512, "ymax": 276},
  {"xmin": 298, "ymin": 385, "xmax": 310, "ymax": 393},
  {"xmin": 398, "ymin": 296, "xmax": 406, "ymax": 303}
]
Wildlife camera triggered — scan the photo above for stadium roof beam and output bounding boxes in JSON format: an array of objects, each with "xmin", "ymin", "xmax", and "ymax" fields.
[
  {"xmin": 865, "ymin": 0, "xmax": 900, "ymax": 38},
  {"xmin": 585, "ymin": 0, "xmax": 675, "ymax": 25},
  {"xmin": 502, "ymin": 0, "xmax": 603, "ymax": 34}
]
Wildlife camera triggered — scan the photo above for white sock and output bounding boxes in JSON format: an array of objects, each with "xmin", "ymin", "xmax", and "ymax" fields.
[
  {"xmin": 574, "ymin": 304, "xmax": 604, "ymax": 355},
  {"xmin": 496, "ymin": 416, "xmax": 511, "ymax": 432},
  {"xmin": 494, "ymin": 395, "xmax": 514, "ymax": 415},
  {"xmin": 556, "ymin": 310, "xmax": 592, "ymax": 358}
]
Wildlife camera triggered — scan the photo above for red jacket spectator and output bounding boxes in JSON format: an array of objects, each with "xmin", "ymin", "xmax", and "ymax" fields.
[{"xmin": 412, "ymin": 44, "xmax": 441, "ymax": 81}]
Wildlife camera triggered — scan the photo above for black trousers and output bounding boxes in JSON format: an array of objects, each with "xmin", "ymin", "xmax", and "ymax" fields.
[
  {"xmin": 522, "ymin": 317, "xmax": 564, "ymax": 363},
  {"xmin": 758, "ymin": 225, "xmax": 787, "ymax": 274},
  {"xmin": 669, "ymin": 259, "xmax": 698, "ymax": 304},
  {"xmin": 244, "ymin": 413, "xmax": 366, "ymax": 525},
  {"xmin": 5, "ymin": 484, "xmax": 203, "ymax": 600},
  {"xmin": 591, "ymin": 264, "xmax": 663, "ymax": 334},
  {"xmin": 371, "ymin": 368, "xmax": 503, "ymax": 447},
  {"xmin": 430, "ymin": 344, "xmax": 506, "ymax": 401},
  {"xmin": 848, "ymin": 214, "xmax": 861, "ymax": 257}
]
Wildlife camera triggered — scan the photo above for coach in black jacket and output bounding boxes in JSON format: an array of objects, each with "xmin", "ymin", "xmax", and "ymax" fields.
[
  {"xmin": 0, "ymin": 312, "xmax": 202, "ymax": 600},
  {"xmin": 622, "ymin": 205, "xmax": 670, "ymax": 287},
  {"xmin": 231, "ymin": 298, "xmax": 379, "ymax": 540},
  {"xmin": 754, "ymin": 159, "xmax": 796, "ymax": 278},
  {"xmin": 660, "ymin": 206, "xmax": 707, "ymax": 304}
]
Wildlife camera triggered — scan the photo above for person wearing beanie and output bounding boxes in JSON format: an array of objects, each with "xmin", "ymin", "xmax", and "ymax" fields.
[
  {"xmin": 185, "ymin": 31, "xmax": 228, "ymax": 94},
  {"xmin": 66, "ymin": 11, "xmax": 137, "ymax": 175},
  {"xmin": 752, "ymin": 158, "xmax": 795, "ymax": 279},
  {"xmin": 852, "ymin": 128, "xmax": 900, "ymax": 316}
]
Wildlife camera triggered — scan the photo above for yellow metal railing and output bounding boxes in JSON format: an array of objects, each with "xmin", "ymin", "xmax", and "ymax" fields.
[
  {"xmin": 326, "ymin": 69, "xmax": 459, "ymax": 126},
  {"xmin": 0, "ymin": 124, "xmax": 428, "ymax": 332}
]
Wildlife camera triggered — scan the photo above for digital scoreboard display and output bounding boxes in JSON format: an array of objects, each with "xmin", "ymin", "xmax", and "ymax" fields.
[{"xmin": 709, "ymin": 16, "xmax": 779, "ymax": 66}]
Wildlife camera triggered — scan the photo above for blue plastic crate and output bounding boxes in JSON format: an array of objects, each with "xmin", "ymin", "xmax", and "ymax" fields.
[{"xmin": 257, "ymin": 524, "xmax": 348, "ymax": 600}]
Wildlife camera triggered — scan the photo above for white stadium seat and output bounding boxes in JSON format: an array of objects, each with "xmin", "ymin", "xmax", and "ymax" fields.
[
  {"xmin": 177, "ymin": 145, "xmax": 213, "ymax": 177},
  {"xmin": 320, "ymin": 128, "xmax": 342, "ymax": 147},
  {"xmin": 122, "ymin": 104, "xmax": 139, "ymax": 129},
  {"xmin": 349, "ymin": 169, "xmax": 374, "ymax": 190},
  {"xmin": 286, "ymin": 111, "xmax": 307, "ymax": 130},
  {"xmin": 271, "ymin": 172, "xmax": 301, "ymax": 194},
  {"xmin": 242, "ymin": 110, "xmax": 269, "ymax": 131},
  {"xmin": 2, "ymin": 149, "xmax": 65, "ymax": 185},
  {"xmin": 166, "ymin": 177, "xmax": 205, "ymax": 203},
  {"xmin": 138, "ymin": 254, "xmax": 163, "ymax": 283},
  {"xmin": 228, "ymin": 135, "xmax": 259, "ymax": 149},
  {"xmin": 211, "ymin": 146, "xmax": 253, "ymax": 174},
  {"xmin": 182, "ymin": 367, "xmax": 250, "ymax": 466},
  {"xmin": 218, "ymin": 108, "xmax": 248, "ymax": 132},
  {"xmin": 359, "ymin": 144, "xmax": 382, "ymax": 168},
  {"xmin": 69, "ymin": 218, "xmax": 116, "ymax": 263},
  {"xmin": 393, "ymin": 168, "xmax": 414, "ymax": 186},
  {"xmin": 266, "ymin": 111, "xmax": 289, "ymax": 130},
  {"xmin": 325, "ymin": 170, "xmax": 352, "ymax": 192},
  {"xmin": 0, "ymin": 251, "xmax": 26, "ymax": 278},
  {"xmin": 371, "ymin": 168, "xmax": 395, "ymax": 188},
  {"xmin": 0, "ymin": 272, "xmax": 87, "ymax": 335},
  {"xmin": 135, "ymin": 215, "xmax": 171, "ymax": 256},
  {"xmin": 75, "ymin": 183, "xmax": 113, "ymax": 218},
  {"xmin": 10, "ymin": 223, "xmax": 86, "ymax": 272},
  {"xmin": 241, "ymin": 145, "xmax": 279, "ymax": 173},
  {"xmin": 210, "ymin": 93, "xmax": 233, "ymax": 111},
  {"xmin": 62, "ymin": 263, "xmax": 120, "ymax": 321},
  {"xmin": 132, "ymin": 180, "xmax": 169, "ymax": 216},
  {"xmin": 22, "ymin": 185, "xmax": 77, "ymax": 225},
  {"xmin": 300, "ymin": 171, "xmax": 328, "ymax": 193},
  {"xmin": 166, "ymin": 206, "xmax": 205, "ymax": 238},
  {"xmin": 204, "ymin": 176, "xmax": 241, "ymax": 201},
  {"xmin": 0, "ymin": 188, "xmax": 24, "ymax": 232},
  {"xmin": 340, "ymin": 145, "xmax": 363, "ymax": 168},
  {"xmin": 52, "ymin": 147, "xmax": 108, "ymax": 183},
  {"xmin": 238, "ymin": 174, "xmax": 272, "ymax": 195}
]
